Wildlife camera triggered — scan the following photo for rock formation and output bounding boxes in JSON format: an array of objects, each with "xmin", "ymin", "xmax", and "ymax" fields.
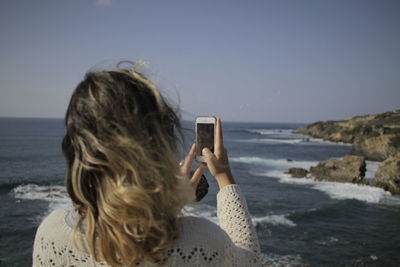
[
  {"xmin": 291, "ymin": 110, "xmax": 400, "ymax": 194},
  {"xmin": 372, "ymin": 156, "xmax": 400, "ymax": 194},
  {"xmin": 287, "ymin": 168, "xmax": 308, "ymax": 178},
  {"xmin": 352, "ymin": 134, "xmax": 399, "ymax": 161},
  {"xmin": 309, "ymin": 155, "xmax": 366, "ymax": 184}
]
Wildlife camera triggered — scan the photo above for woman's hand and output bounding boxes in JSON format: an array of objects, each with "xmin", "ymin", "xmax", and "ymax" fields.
[
  {"xmin": 202, "ymin": 117, "xmax": 235, "ymax": 189},
  {"xmin": 180, "ymin": 144, "xmax": 206, "ymax": 192}
]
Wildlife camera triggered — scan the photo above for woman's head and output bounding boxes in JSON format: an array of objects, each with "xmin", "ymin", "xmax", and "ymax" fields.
[{"xmin": 62, "ymin": 62, "xmax": 190, "ymax": 265}]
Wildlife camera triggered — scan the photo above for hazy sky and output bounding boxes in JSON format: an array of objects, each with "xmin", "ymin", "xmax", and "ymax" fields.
[{"xmin": 0, "ymin": 0, "xmax": 399, "ymax": 123}]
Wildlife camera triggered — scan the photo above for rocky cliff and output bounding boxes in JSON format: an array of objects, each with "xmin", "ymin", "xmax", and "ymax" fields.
[
  {"xmin": 295, "ymin": 110, "xmax": 400, "ymax": 161},
  {"xmin": 372, "ymin": 156, "xmax": 400, "ymax": 194}
]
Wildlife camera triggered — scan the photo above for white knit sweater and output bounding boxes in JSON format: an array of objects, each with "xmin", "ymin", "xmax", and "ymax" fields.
[{"xmin": 33, "ymin": 184, "xmax": 261, "ymax": 266}]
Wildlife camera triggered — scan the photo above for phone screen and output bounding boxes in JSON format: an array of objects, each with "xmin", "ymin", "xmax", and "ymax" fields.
[{"xmin": 196, "ymin": 123, "xmax": 215, "ymax": 156}]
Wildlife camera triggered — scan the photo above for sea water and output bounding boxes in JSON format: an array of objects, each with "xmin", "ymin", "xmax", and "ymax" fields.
[{"xmin": 1, "ymin": 118, "xmax": 399, "ymax": 266}]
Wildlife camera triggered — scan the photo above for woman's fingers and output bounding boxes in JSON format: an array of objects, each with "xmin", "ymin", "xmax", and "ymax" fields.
[
  {"xmin": 181, "ymin": 144, "xmax": 196, "ymax": 175},
  {"xmin": 202, "ymin": 147, "xmax": 218, "ymax": 175},
  {"xmin": 181, "ymin": 145, "xmax": 205, "ymax": 190},
  {"xmin": 190, "ymin": 164, "xmax": 206, "ymax": 188},
  {"xmin": 215, "ymin": 117, "xmax": 224, "ymax": 152}
]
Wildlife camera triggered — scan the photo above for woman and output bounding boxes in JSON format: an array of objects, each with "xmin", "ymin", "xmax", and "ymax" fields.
[{"xmin": 32, "ymin": 62, "xmax": 261, "ymax": 266}]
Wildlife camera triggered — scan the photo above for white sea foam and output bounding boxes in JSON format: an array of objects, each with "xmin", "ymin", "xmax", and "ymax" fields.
[
  {"xmin": 251, "ymin": 170, "xmax": 310, "ymax": 183},
  {"xmin": 312, "ymin": 182, "xmax": 395, "ymax": 203},
  {"xmin": 231, "ymin": 157, "xmax": 317, "ymax": 170},
  {"xmin": 244, "ymin": 138, "xmax": 304, "ymax": 144},
  {"xmin": 12, "ymin": 184, "xmax": 67, "ymax": 201},
  {"xmin": 12, "ymin": 184, "xmax": 72, "ymax": 211},
  {"xmin": 231, "ymin": 137, "xmax": 351, "ymax": 146},
  {"xmin": 183, "ymin": 203, "xmax": 296, "ymax": 228},
  {"xmin": 254, "ymin": 171, "xmax": 400, "ymax": 204},
  {"xmin": 261, "ymin": 253, "xmax": 304, "ymax": 267},
  {"xmin": 252, "ymin": 214, "xmax": 296, "ymax": 227},
  {"xmin": 309, "ymin": 137, "xmax": 352, "ymax": 146}
]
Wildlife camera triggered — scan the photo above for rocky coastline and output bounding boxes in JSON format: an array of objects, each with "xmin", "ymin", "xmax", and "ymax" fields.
[{"xmin": 289, "ymin": 110, "xmax": 400, "ymax": 195}]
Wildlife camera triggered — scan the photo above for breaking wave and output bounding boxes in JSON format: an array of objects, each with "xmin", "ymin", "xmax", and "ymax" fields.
[
  {"xmin": 231, "ymin": 157, "xmax": 317, "ymax": 170},
  {"xmin": 253, "ymin": 171, "xmax": 400, "ymax": 205},
  {"xmin": 11, "ymin": 184, "xmax": 71, "ymax": 211},
  {"xmin": 253, "ymin": 214, "xmax": 296, "ymax": 227},
  {"xmin": 11, "ymin": 184, "xmax": 295, "ymax": 228},
  {"xmin": 241, "ymin": 138, "xmax": 304, "ymax": 144},
  {"xmin": 261, "ymin": 253, "xmax": 306, "ymax": 267}
]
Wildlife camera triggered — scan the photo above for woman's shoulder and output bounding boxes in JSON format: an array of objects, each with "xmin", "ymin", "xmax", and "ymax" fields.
[
  {"xmin": 38, "ymin": 209, "xmax": 68, "ymax": 226},
  {"xmin": 178, "ymin": 216, "xmax": 231, "ymax": 246},
  {"xmin": 35, "ymin": 209, "xmax": 72, "ymax": 241},
  {"xmin": 182, "ymin": 216, "xmax": 221, "ymax": 231},
  {"xmin": 33, "ymin": 210, "xmax": 98, "ymax": 266}
]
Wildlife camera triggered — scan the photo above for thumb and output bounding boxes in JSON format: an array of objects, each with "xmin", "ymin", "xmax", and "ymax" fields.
[{"xmin": 202, "ymin": 148, "xmax": 216, "ymax": 163}]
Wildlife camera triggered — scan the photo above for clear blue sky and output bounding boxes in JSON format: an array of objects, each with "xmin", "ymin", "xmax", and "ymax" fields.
[{"xmin": 0, "ymin": 0, "xmax": 399, "ymax": 123}]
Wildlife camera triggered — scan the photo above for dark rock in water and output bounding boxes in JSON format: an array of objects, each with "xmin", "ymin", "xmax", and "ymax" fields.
[
  {"xmin": 352, "ymin": 134, "xmax": 400, "ymax": 161},
  {"xmin": 310, "ymin": 155, "xmax": 366, "ymax": 183},
  {"xmin": 287, "ymin": 168, "xmax": 308, "ymax": 178},
  {"xmin": 372, "ymin": 156, "xmax": 400, "ymax": 194}
]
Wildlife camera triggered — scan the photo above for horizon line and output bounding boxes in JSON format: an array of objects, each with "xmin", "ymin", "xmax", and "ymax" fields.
[{"xmin": 0, "ymin": 116, "xmax": 309, "ymax": 125}]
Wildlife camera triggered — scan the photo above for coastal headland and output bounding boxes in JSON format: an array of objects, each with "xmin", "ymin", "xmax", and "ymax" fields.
[{"xmin": 289, "ymin": 110, "xmax": 400, "ymax": 194}]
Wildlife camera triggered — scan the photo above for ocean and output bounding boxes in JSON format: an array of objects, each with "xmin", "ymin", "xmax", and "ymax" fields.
[{"xmin": 1, "ymin": 118, "xmax": 400, "ymax": 266}]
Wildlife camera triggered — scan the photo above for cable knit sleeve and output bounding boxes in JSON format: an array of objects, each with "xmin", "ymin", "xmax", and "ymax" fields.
[{"xmin": 217, "ymin": 184, "xmax": 261, "ymax": 266}]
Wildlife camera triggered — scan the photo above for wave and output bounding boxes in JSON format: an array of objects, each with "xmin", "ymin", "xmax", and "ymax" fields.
[
  {"xmin": 12, "ymin": 184, "xmax": 67, "ymax": 201},
  {"xmin": 242, "ymin": 138, "xmax": 304, "ymax": 144},
  {"xmin": 308, "ymin": 138, "xmax": 352, "ymax": 146},
  {"xmin": 231, "ymin": 137, "xmax": 352, "ymax": 146},
  {"xmin": 261, "ymin": 253, "xmax": 305, "ymax": 267},
  {"xmin": 252, "ymin": 214, "xmax": 296, "ymax": 227},
  {"xmin": 183, "ymin": 203, "xmax": 218, "ymax": 224},
  {"xmin": 231, "ymin": 157, "xmax": 317, "ymax": 170},
  {"xmin": 11, "ymin": 184, "xmax": 71, "ymax": 210},
  {"xmin": 253, "ymin": 171, "xmax": 400, "ymax": 205},
  {"xmin": 183, "ymin": 202, "xmax": 295, "ymax": 228},
  {"xmin": 0, "ymin": 179, "xmax": 60, "ymax": 191}
]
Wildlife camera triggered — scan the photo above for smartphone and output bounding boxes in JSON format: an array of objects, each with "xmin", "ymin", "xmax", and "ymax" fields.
[{"xmin": 195, "ymin": 116, "xmax": 216, "ymax": 162}]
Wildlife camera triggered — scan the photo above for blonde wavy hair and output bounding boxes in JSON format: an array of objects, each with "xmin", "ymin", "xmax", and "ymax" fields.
[{"xmin": 62, "ymin": 62, "xmax": 191, "ymax": 266}]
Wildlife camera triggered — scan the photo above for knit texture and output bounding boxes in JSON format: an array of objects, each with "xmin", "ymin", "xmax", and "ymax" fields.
[{"xmin": 33, "ymin": 184, "xmax": 261, "ymax": 266}]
